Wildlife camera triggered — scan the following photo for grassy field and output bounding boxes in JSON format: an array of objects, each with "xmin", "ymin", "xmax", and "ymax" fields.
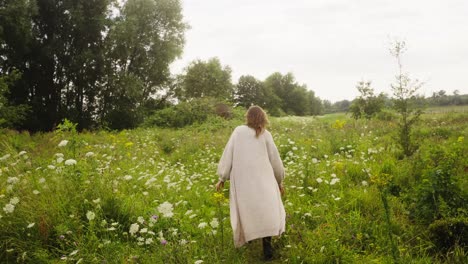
[{"xmin": 0, "ymin": 107, "xmax": 467, "ymax": 263}]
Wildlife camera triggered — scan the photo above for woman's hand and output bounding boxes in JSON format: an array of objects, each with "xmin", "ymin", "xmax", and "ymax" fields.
[
  {"xmin": 279, "ymin": 183, "xmax": 285, "ymax": 196},
  {"xmin": 215, "ymin": 180, "xmax": 224, "ymax": 192}
]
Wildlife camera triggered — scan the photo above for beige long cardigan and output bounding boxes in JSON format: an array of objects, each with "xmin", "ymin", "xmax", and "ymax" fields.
[{"xmin": 217, "ymin": 125, "xmax": 285, "ymax": 247}]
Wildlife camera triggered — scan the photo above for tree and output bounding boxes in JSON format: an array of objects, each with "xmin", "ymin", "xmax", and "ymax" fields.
[
  {"xmin": 0, "ymin": 0, "xmax": 187, "ymax": 131},
  {"xmin": 389, "ymin": 40, "xmax": 423, "ymax": 157},
  {"xmin": 349, "ymin": 80, "xmax": 385, "ymax": 119},
  {"xmin": 234, "ymin": 75, "xmax": 265, "ymax": 108},
  {"xmin": 100, "ymin": 0, "xmax": 187, "ymax": 129},
  {"xmin": 263, "ymin": 72, "xmax": 316, "ymax": 116},
  {"xmin": 176, "ymin": 57, "xmax": 233, "ymax": 101},
  {"xmin": 0, "ymin": 70, "xmax": 29, "ymax": 127}
]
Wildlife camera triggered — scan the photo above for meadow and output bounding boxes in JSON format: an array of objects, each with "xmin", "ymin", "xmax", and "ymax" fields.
[{"xmin": 0, "ymin": 107, "xmax": 466, "ymax": 263}]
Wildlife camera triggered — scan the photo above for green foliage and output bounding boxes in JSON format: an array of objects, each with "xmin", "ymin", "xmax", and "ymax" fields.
[
  {"xmin": 408, "ymin": 142, "xmax": 466, "ymax": 225},
  {"xmin": 349, "ymin": 81, "xmax": 385, "ymax": 119},
  {"xmin": 0, "ymin": 70, "xmax": 29, "ymax": 128},
  {"xmin": 263, "ymin": 72, "xmax": 322, "ymax": 116},
  {"xmin": 234, "ymin": 75, "xmax": 267, "ymax": 108},
  {"xmin": 176, "ymin": 58, "xmax": 233, "ymax": 101},
  {"xmin": 143, "ymin": 98, "xmax": 234, "ymax": 128},
  {"xmin": 389, "ymin": 40, "xmax": 423, "ymax": 157},
  {"xmin": 428, "ymin": 217, "xmax": 468, "ymax": 252},
  {"xmin": 0, "ymin": 0, "xmax": 187, "ymax": 131}
]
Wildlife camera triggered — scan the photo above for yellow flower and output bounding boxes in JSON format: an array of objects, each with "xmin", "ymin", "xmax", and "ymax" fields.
[
  {"xmin": 213, "ymin": 192, "xmax": 228, "ymax": 203},
  {"xmin": 331, "ymin": 120, "xmax": 346, "ymax": 130}
]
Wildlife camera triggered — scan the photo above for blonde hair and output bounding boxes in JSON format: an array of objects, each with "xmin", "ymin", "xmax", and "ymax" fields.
[{"xmin": 246, "ymin": 106, "xmax": 269, "ymax": 137}]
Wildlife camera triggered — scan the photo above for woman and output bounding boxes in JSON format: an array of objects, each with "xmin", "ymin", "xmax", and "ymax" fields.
[{"xmin": 216, "ymin": 105, "xmax": 285, "ymax": 260}]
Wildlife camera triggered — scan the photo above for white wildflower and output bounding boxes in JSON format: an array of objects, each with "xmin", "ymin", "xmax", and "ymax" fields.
[
  {"xmin": 85, "ymin": 152, "xmax": 94, "ymax": 157},
  {"xmin": 0, "ymin": 154, "xmax": 11, "ymax": 161},
  {"xmin": 362, "ymin": 180, "xmax": 368, "ymax": 186},
  {"xmin": 330, "ymin": 178, "xmax": 340, "ymax": 185},
  {"xmin": 123, "ymin": 175, "xmax": 132, "ymax": 181},
  {"xmin": 58, "ymin": 140, "xmax": 69, "ymax": 147},
  {"xmin": 198, "ymin": 222, "xmax": 208, "ymax": 229},
  {"xmin": 10, "ymin": 197, "xmax": 19, "ymax": 205},
  {"xmin": 210, "ymin": 218, "xmax": 219, "ymax": 229},
  {"xmin": 27, "ymin": 223, "xmax": 35, "ymax": 228},
  {"xmin": 64, "ymin": 159, "xmax": 77, "ymax": 166},
  {"xmin": 18, "ymin": 151, "xmax": 27, "ymax": 156},
  {"xmin": 3, "ymin": 204, "xmax": 15, "ymax": 214},
  {"xmin": 157, "ymin": 201, "xmax": 174, "ymax": 218},
  {"xmin": 7, "ymin": 177, "xmax": 19, "ymax": 184},
  {"xmin": 129, "ymin": 223, "xmax": 139, "ymax": 235},
  {"xmin": 86, "ymin": 211, "xmax": 96, "ymax": 221},
  {"xmin": 316, "ymin": 178, "xmax": 323, "ymax": 183}
]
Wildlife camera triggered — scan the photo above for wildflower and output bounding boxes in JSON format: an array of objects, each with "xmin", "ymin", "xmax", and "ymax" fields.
[
  {"xmin": 316, "ymin": 178, "xmax": 323, "ymax": 183},
  {"xmin": 210, "ymin": 218, "xmax": 219, "ymax": 229},
  {"xmin": 58, "ymin": 140, "xmax": 69, "ymax": 147},
  {"xmin": 129, "ymin": 223, "xmax": 139, "ymax": 235},
  {"xmin": 85, "ymin": 152, "xmax": 94, "ymax": 157},
  {"xmin": 27, "ymin": 223, "xmax": 35, "ymax": 228},
  {"xmin": 86, "ymin": 211, "xmax": 96, "ymax": 221},
  {"xmin": 149, "ymin": 215, "xmax": 158, "ymax": 223},
  {"xmin": 93, "ymin": 198, "xmax": 101, "ymax": 204},
  {"xmin": 161, "ymin": 239, "xmax": 167, "ymax": 245},
  {"xmin": 194, "ymin": 260, "xmax": 204, "ymax": 264},
  {"xmin": 198, "ymin": 222, "xmax": 208, "ymax": 229},
  {"xmin": 18, "ymin": 151, "xmax": 27, "ymax": 156},
  {"xmin": 64, "ymin": 159, "xmax": 77, "ymax": 166},
  {"xmin": 0, "ymin": 154, "xmax": 11, "ymax": 161},
  {"xmin": 157, "ymin": 201, "xmax": 174, "ymax": 218},
  {"xmin": 57, "ymin": 157, "xmax": 64, "ymax": 163},
  {"xmin": 3, "ymin": 204, "xmax": 15, "ymax": 214},
  {"xmin": 312, "ymin": 158, "xmax": 318, "ymax": 164},
  {"xmin": 10, "ymin": 197, "xmax": 19, "ymax": 205},
  {"xmin": 7, "ymin": 177, "xmax": 19, "ymax": 184},
  {"xmin": 330, "ymin": 178, "xmax": 340, "ymax": 185},
  {"xmin": 145, "ymin": 238, "xmax": 153, "ymax": 245},
  {"xmin": 123, "ymin": 175, "xmax": 132, "ymax": 181},
  {"xmin": 362, "ymin": 180, "xmax": 368, "ymax": 186},
  {"xmin": 47, "ymin": 165, "xmax": 56, "ymax": 170}
]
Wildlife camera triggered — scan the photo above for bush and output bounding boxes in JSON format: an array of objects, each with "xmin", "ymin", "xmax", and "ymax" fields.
[
  {"xmin": 143, "ymin": 98, "xmax": 232, "ymax": 128},
  {"xmin": 428, "ymin": 217, "xmax": 468, "ymax": 252}
]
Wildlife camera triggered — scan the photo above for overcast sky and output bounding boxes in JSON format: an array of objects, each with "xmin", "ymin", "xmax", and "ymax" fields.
[{"xmin": 170, "ymin": 0, "xmax": 468, "ymax": 102}]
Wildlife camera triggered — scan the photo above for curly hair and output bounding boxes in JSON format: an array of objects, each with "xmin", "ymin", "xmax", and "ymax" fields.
[{"xmin": 246, "ymin": 106, "xmax": 269, "ymax": 137}]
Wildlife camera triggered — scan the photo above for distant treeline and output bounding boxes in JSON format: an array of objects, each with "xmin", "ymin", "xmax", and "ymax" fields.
[{"xmin": 324, "ymin": 91, "xmax": 468, "ymax": 113}]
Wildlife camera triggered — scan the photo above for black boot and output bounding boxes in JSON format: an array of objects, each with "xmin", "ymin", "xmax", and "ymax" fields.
[{"xmin": 262, "ymin": 237, "xmax": 273, "ymax": 261}]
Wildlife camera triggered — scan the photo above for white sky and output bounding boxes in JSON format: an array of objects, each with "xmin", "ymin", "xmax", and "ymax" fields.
[{"xmin": 170, "ymin": 0, "xmax": 468, "ymax": 102}]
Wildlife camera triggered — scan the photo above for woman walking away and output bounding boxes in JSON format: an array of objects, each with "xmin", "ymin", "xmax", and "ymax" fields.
[{"xmin": 216, "ymin": 105, "xmax": 286, "ymax": 261}]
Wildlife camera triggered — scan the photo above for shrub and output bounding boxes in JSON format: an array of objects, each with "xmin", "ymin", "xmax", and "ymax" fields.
[
  {"xmin": 143, "ymin": 98, "xmax": 227, "ymax": 128},
  {"xmin": 428, "ymin": 217, "xmax": 468, "ymax": 252}
]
